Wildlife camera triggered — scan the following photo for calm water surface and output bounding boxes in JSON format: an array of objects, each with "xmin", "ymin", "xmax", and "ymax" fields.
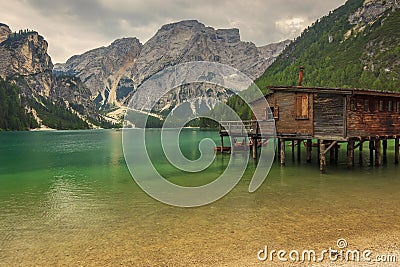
[{"xmin": 0, "ymin": 130, "xmax": 399, "ymax": 266}]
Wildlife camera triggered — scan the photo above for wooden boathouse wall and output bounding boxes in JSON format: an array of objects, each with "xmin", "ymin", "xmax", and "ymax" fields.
[{"xmin": 240, "ymin": 86, "xmax": 400, "ymax": 172}]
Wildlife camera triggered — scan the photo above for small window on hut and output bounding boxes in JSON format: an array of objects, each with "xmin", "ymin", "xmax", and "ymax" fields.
[
  {"xmin": 350, "ymin": 99, "xmax": 356, "ymax": 111},
  {"xmin": 379, "ymin": 100, "xmax": 384, "ymax": 112},
  {"xmin": 295, "ymin": 94, "xmax": 309, "ymax": 120},
  {"xmin": 388, "ymin": 100, "xmax": 393, "ymax": 112}
]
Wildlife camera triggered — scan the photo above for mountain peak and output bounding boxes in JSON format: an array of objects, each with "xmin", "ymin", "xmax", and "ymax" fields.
[
  {"xmin": 0, "ymin": 23, "xmax": 11, "ymax": 43},
  {"xmin": 160, "ymin": 20, "xmax": 205, "ymax": 31}
]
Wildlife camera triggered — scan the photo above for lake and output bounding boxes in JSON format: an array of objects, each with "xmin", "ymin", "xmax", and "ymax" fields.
[{"xmin": 0, "ymin": 129, "xmax": 399, "ymax": 266}]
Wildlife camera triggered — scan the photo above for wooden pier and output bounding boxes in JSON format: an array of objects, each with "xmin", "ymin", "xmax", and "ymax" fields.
[{"xmin": 219, "ymin": 85, "xmax": 400, "ymax": 172}]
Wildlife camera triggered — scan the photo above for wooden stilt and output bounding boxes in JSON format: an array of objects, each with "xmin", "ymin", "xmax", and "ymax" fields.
[
  {"xmin": 334, "ymin": 143, "xmax": 339, "ymax": 164},
  {"xmin": 306, "ymin": 140, "xmax": 312, "ymax": 163},
  {"xmin": 395, "ymin": 138, "xmax": 399, "ymax": 165},
  {"xmin": 220, "ymin": 135, "xmax": 224, "ymax": 153},
  {"xmin": 291, "ymin": 140, "xmax": 295, "ymax": 159},
  {"xmin": 320, "ymin": 140, "xmax": 326, "ymax": 173},
  {"xmin": 359, "ymin": 141, "xmax": 363, "ymax": 166},
  {"xmin": 383, "ymin": 140, "xmax": 387, "ymax": 164},
  {"xmin": 277, "ymin": 138, "xmax": 281, "ymax": 162},
  {"xmin": 252, "ymin": 137, "xmax": 258, "ymax": 159},
  {"xmin": 317, "ymin": 140, "xmax": 321, "ymax": 163},
  {"xmin": 369, "ymin": 140, "xmax": 374, "ymax": 166},
  {"xmin": 280, "ymin": 139, "xmax": 285, "ymax": 166},
  {"xmin": 297, "ymin": 139, "xmax": 301, "ymax": 162},
  {"xmin": 330, "ymin": 143, "xmax": 335, "ymax": 163},
  {"xmin": 375, "ymin": 139, "xmax": 381, "ymax": 167},
  {"xmin": 347, "ymin": 140, "xmax": 354, "ymax": 168}
]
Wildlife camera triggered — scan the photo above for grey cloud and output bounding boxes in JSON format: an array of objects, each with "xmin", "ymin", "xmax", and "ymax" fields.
[{"xmin": 3, "ymin": 0, "xmax": 346, "ymax": 62}]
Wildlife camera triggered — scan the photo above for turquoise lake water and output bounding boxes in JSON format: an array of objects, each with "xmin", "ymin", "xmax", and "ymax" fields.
[{"xmin": 0, "ymin": 130, "xmax": 399, "ymax": 266}]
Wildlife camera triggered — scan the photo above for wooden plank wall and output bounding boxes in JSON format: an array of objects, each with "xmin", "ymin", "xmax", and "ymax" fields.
[
  {"xmin": 347, "ymin": 96, "xmax": 400, "ymax": 137},
  {"xmin": 313, "ymin": 93, "xmax": 345, "ymax": 139},
  {"xmin": 267, "ymin": 92, "xmax": 313, "ymax": 136}
]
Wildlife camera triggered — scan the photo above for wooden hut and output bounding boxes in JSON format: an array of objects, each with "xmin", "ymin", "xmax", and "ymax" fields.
[{"xmin": 250, "ymin": 86, "xmax": 400, "ymax": 171}]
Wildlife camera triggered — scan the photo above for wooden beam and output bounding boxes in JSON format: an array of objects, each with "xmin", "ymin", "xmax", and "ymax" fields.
[
  {"xmin": 359, "ymin": 141, "xmax": 363, "ymax": 166},
  {"xmin": 320, "ymin": 140, "xmax": 326, "ymax": 173},
  {"xmin": 323, "ymin": 141, "xmax": 338, "ymax": 155}
]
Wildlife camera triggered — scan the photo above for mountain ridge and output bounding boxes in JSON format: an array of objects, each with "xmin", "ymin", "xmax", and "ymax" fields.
[{"xmin": 55, "ymin": 19, "xmax": 290, "ymax": 116}]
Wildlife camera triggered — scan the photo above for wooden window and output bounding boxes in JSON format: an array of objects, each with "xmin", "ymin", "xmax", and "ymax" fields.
[
  {"xmin": 379, "ymin": 100, "xmax": 384, "ymax": 112},
  {"xmin": 350, "ymin": 99, "xmax": 356, "ymax": 111},
  {"xmin": 397, "ymin": 101, "xmax": 400, "ymax": 113},
  {"xmin": 388, "ymin": 100, "xmax": 393, "ymax": 112},
  {"xmin": 295, "ymin": 94, "xmax": 309, "ymax": 120},
  {"xmin": 363, "ymin": 99, "xmax": 369, "ymax": 112},
  {"xmin": 274, "ymin": 106, "xmax": 279, "ymax": 120}
]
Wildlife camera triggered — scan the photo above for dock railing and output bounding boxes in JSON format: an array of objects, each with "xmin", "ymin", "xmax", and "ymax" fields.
[{"xmin": 219, "ymin": 120, "xmax": 275, "ymax": 137}]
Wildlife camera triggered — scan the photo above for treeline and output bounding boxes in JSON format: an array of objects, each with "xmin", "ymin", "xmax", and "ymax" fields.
[
  {"xmin": 28, "ymin": 97, "xmax": 90, "ymax": 130},
  {"xmin": 0, "ymin": 78, "xmax": 38, "ymax": 130}
]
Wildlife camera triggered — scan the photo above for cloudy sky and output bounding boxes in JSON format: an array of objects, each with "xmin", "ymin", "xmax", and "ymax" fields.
[{"xmin": 1, "ymin": 0, "xmax": 346, "ymax": 63}]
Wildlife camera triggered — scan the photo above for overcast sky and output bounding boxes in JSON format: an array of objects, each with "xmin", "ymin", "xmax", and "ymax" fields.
[{"xmin": 1, "ymin": 0, "xmax": 346, "ymax": 63}]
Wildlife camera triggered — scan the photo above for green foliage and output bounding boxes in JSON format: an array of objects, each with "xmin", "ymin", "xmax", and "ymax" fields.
[
  {"xmin": 0, "ymin": 78, "xmax": 38, "ymax": 131},
  {"xmin": 27, "ymin": 97, "xmax": 90, "ymax": 130},
  {"xmin": 256, "ymin": 0, "xmax": 400, "ymax": 92}
]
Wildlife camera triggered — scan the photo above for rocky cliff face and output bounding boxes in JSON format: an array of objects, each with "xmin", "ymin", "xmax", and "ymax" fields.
[
  {"xmin": 55, "ymin": 20, "xmax": 290, "ymax": 114},
  {"xmin": 349, "ymin": 0, "xmax": 400, "ymax": 25},
  {"xmin": 0, "ymin": 23, "xmax": 99, "ymax": 128},
  {"xmin": 0, "ymin": 29, "xmax": 53, "ymax": 96},
  {"xmin": 54, "ymin": 38, "xmax": 142, "ymax": 108}
]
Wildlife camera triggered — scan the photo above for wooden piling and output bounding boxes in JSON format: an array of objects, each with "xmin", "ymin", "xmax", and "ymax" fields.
[
  {"xmin": 297, "ymin": 139, "xmax": 302, "ymax": 162},
  {"xmin": 395, "ymin": 138, "xmax": 399, "ymax": 164},
  {"xmin": 306, "ymin": 140, "xmax": 312, "ymax": 163},
  {"xmin": 383, "ymin": 140, "xmax": 387, "ymax": 164},
  {"xmin": 280, "ymin": 139, "xmax": 286, "ymax": 166},
  {"xmin": 347, "ymin": 140, "xmax": 354, "ymax": 168},
  {"xmin": 320, "ymin": 140, "xmax": 326, "ymax": 172},
  {"xmin": 220, "ymin": 135, "xmax": 224, "ymax": 153},
  {"xmin": 334, "ymin": 143, "xmax": 339, "ymax": 164},
  {"xmin": 375, "ymin": 139, "xmax": 381, "ymax": 167},
  {"xmin": 369, "ymin": 140, "xmax": 374, "ymax": 166},
  {"xmin": 291, "ymin": 140, "xmax": 295, "ymax": 158},
  {"xmin": 330, "ymin": 143, "xmax": 335, "ymax": 163},
  {"xmin": 252, "ymin": 137, "xmax": 258, "ymax": 159},
  {"xmin": 277, "ymin": 138, "xmax": 281, "ymax": 162},
  {"xmin": 359, "ymin": 141, "xmax": 363, "ymax": 165}
]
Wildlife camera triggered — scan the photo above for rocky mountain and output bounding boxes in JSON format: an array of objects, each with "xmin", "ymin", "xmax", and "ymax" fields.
[
  {"xmin": 55, "ymin": 20, "xmax": 290, "ymax": 117},
  {"xmin": 256, "ymin": 0, "xmax": 400, "ymax": 91},
  {"xmin": 0, "ymin": 24, "xmax": 102, "ymax": 130}
]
